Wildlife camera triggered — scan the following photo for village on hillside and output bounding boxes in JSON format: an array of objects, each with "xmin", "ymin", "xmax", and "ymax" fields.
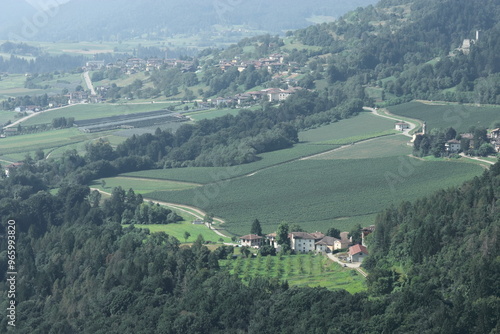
[{"xmin": 235, "ymin": 226, "xmax": 375, "ymax": 264}]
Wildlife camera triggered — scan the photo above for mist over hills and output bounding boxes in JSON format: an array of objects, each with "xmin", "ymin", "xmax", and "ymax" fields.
[{"xmin": 0, "ymin": 0, "xmax": 377, "ymax": 42}]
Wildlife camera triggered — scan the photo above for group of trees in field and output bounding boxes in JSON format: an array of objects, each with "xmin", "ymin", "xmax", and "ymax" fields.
[
  {"xmin": 102, "ymin": 186, "xmax": 182, "ymax": 225},
  {"xmin": 413, "ymin": 126, "xmax": 496, "ymax": 157},
  {"xmin": 0, "ymin": 93, "xmax": 67, "ymax": 111}
]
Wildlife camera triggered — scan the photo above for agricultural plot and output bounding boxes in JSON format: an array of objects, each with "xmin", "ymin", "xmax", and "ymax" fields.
[
  {"xmin": 121, "ymin": 143, "xmax": 339, "ymax": 184},
  {"xmin": 220, "ymin": 254, "xmax": 366, "ymax": 293},
  {"xmin": 0, "ymin": 128, "xmax": 98, "ymax": 156},
  {"xmin": 312, "ymin": 135, "xmax": 411, "ymax": 160},
  {"xmin": 90, "ymin": 176, "xmax": 200, "ymax": 194},
  {"xmin": 146, "ymin": 157, "xmax": 483, "ymax": 235},
  {"xmin": 21, "ymin": 103, "xmax": 175, "ymax": 126},
  {"xmin": 299, "ymin": 112, "xmax": 396, "ymax": 143},
  {"xmin": 387, "ymin": 101, "xmax": 500, "ymax": 132},
  {"xmin": 187, "ymin": 108, "xmax": 243, "ymax": 121},
  {"xmin": 0, "ymin": 110, "xmax": 18, "ymax": 125}
]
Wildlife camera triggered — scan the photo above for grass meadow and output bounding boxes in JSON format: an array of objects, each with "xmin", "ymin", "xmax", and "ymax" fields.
[
  {"xmin": 220, "ymin": 254, "xmax": 366, "ymax": 293},
  {"xmin": 387, "ymin": 101, "xmax": 500, "ymax": 132},
  {"xmin": 124, "ymin": 222, "xmax": 231, "ymax": 244}
]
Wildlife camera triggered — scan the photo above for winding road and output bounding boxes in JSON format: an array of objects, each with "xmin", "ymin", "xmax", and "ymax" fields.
[{"xmin": 90, "ymin": 188, "xmax": 231, "ymax": 238}]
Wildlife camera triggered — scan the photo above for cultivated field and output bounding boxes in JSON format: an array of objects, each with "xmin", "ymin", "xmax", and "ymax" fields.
[
  {"xmin": 0, "ymin": 128, "xmax": 101, "ymax": 157},
  {"xmin": 20, "ymin": 103, "xmax": 177, "ymax": 126},
  {"xmin": 220, "ymin": 254, "xmax": 366, "ymax": 293},
  {"xmin": 90, "ymin": 176, "xmax": 200, "ymax": 194},
  {"xmin": 299, "ymin": 112, "xmax": 396, "ymax": 143},
  {"xmin": 146, "ymin": 157, "xmax": 483, "ymax": 235},
  {"xmin": 187, "ymin": 108, "xmax": 242, "ymax": 121},
  {"xmin": 387, "ymin": 101, "xmax": 500, "ymax": 132},
  {"xmin": 121, "ymin": 143, "xmax": 340, "ymax": 184},
  {"xmin": 312, "ymin": 135, "xmax": 411, "ymax": 160}
]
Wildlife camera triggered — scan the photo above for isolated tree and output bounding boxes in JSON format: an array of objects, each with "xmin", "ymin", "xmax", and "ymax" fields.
[
  {"xmin": 88, "ymin": 189, "xmax": 101, "ymax": 208},
  {"xmin": 204, "ymin": 213, "xmax": 214, "ymax": 226},
  {"xmin": 349, "ymin": 224, "xmax": 362, "ymax": 244},
  {"xmin": 276, "ymin": 222, "xmax": 291, "ymax": 253},
  {"xmin": 326, "ymin": 227, "xmax": 341, "ymax": 239},
  {"xmin": 240, "ymin": 246, "xmax": 251, "ymax": 258},
  {"xmin": 251, "ymin": 219, "xmax": 262, "ymax": 236},
  {"xmin": 289, "ymin": 223, "xmax": 304, "ymax": 232},
  {"xmin": 183, "ymin": 231, "xmax": 191, "ymax": 242},
  {"xmin": 34, "ymin": 148, "xmax": 45, "ymax": 161}
]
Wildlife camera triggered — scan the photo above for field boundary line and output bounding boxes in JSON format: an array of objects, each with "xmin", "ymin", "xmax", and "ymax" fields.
[{"xmin": 115, "ymin": 176, "xmax": 203, "ymax": 187}]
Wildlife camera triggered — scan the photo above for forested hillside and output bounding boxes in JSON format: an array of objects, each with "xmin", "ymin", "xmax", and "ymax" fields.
[
  {"xmin": 1, "ymin": 137, "xmax": 499, "ymax": 333},
  {"xmin": 294, "ymin": 0, "xmax": 500, "ymax": 104}
]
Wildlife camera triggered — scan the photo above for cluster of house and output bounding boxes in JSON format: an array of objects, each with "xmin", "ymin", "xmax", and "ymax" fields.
[
  {"xmin": 239, "ymin": 226, "xmax": 374, "ymax": 263},
  {"xmin": 84, "ymin": 57, "xmax": 195, "ymax": 75},
  {"xmin": 446, "ymin": 129, "xmax": 500, "ymax": 154},
  {"xmin": 218, "ymin": 53, "xmax": 290, "ymax": 74},
  {"xmin": 212, "ymin": 86, "xmax": 302, "ymax": 107}
]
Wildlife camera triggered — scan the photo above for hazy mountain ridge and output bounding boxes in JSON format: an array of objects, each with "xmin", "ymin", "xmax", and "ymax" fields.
[{"xmin": 0, "ymin": 0, "xmax": 377, "ymax": 42}]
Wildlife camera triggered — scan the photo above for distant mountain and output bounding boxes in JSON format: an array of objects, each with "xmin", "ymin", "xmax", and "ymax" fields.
[
  {"xmin": 0, "ymin": 0, "xmax": 377, "ymax": 42},
  {"xmin": 0, "ymin": 1, "xmax": 37, "ymax": 38}
]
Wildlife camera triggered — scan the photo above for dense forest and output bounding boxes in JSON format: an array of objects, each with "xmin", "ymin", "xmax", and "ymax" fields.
[
  {"xmin": 0, "ymin": 54, "xmax": 85, "ymax": 74},
  {"xmin": 1, "ymin": 130, "xmax": 499, "ymax": 333}
]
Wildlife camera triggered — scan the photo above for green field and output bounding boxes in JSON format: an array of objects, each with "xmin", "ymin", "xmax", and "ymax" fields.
[
  {"xmin": 312, "ymin": 135, "xmax": 411, "ymax": 160},
  {"xmin": 187, "ymin": 108, "xmax": 243, "ymax": 121},
  {"xmin": 121, "ymin": 143, "xmax": 339, "ymax": 184},
  {"xmin": 0, "ymin": 128, "xmax": 99, "ymax": 156},
  {"xmin": 90, "ymin": 176, "xmax": 200, "ymax": 194},
  {"xmin": 220, "ymin": 254, "xmax": 366, "ymax": 293},
  {"xmin": 387, "ymin": 101, "xmax": 500, "ymax": 132},
  {"xmin": 20, "ymin": 103, "xmax": 176, "ymax": 126},
  {"xmin": 0, "ymin": 72, "xmax": 83, "ymax": 101},
  {"xmin": 145, "ymin": 157, "xmax": 483, "ymax": 235},
  {"xmin": 125, "ymin": 222, "xmax": 231, "ymax": 244},
  {"xmin": 0, "ymin": 110, "xmax": 18, "ymax": 125},
  {"xmin": 299, "ymin": 112, "xmax": 396, "ymax": 143}
]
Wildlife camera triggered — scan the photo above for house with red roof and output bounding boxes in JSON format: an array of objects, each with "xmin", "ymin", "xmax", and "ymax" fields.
[{"xmin": 348, "ymin": 244, "xmax": 369, "ymax": 263}]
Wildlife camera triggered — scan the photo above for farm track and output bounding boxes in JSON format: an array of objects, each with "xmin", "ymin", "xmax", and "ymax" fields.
[{"xmin": 3, "ymin": 104, "xmax": 75, "ymax": 129}]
